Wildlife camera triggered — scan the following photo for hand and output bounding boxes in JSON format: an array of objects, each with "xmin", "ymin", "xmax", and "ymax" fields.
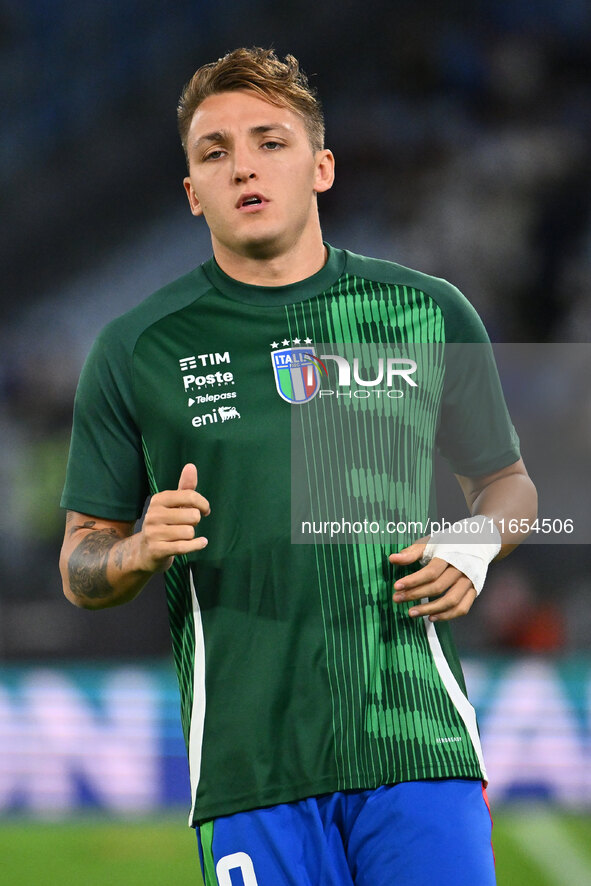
[
  {"xmin": 389, "ymin": 539, "xmax": 477, "ymax": 622},
  {"xmin": 138, "ymin": 463, "xmax": 210, "ymax": 573}
]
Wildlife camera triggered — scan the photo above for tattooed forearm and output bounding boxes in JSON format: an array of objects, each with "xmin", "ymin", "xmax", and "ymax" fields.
[
  {"xmin": 68, "ymin": 528, "xmax": 120, "ymax": 599},
  {"xmin": 112, "ymin": 537, "xmax": 131, "ymax": 570},
  {"xmin": 67, "ymin": 518, "xmax": 97, "ymax": 538}
]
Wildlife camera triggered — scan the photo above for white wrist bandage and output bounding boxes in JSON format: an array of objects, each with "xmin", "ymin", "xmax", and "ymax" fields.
[{"xmin": 420, "ymin": 515, "xmax": 502, "ymax": 595}]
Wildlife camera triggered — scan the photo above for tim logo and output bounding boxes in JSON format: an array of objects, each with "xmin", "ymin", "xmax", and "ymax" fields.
[{"xmin": 271, "ymin": 347, "xmax": 327, "ymax": 404}]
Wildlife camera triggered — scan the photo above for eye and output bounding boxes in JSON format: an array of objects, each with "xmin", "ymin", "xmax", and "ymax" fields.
[
  {"xmin": 262, "ymin": 141, "xmax": 283, "ymax": 150},
  {"xmin": 203, "ymin": 149, "xmax": 226, "ymax": 161}
]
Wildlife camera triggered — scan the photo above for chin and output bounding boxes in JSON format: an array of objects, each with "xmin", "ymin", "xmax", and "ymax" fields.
[{"xmin": 237, "ymin": 232, "xmax": 287, "ymax": 260}]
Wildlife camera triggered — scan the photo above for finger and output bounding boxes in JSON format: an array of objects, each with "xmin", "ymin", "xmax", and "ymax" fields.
[
  {"xmin": 145, "ymin": 523, "xmax": 202, "ymax": 544},
  {"xmin": 148, "ymin": 506, "xmax": 206, "ymax": 526},
  {"xmin": 153, "ymin": 489, "xmax": 211, "ymax": 514},
  {"xmin": 160, "ymin": 536, "xmax": 209, "ymax": 558},
  {"xmin": 388, "ymin": 539, "xmax": 429, "ymax": 563},
  {"xmin": 398, "ymin": 573, "xmax": 464, "ymax": 601},
  {"xmin": 426, "ymin": 596, "xmax": 476, "ymax": 622},
  {"xmin": 394, "ymin": 559, "xmax": 457, "ymax": 593},
  {"xmin": 414, "ymin": 578, "xmax": 473, "ymax": 614},
  {"xmin": 147, "ymin": 533, "xmax": 209, "ymax": 559},
  {"xmin": 407, "ymin": 580, "xmax": 475, "ymax": 619},
  {"xmin": 178, "ymin": 462, "xmax": 198, "ymax": 492}
]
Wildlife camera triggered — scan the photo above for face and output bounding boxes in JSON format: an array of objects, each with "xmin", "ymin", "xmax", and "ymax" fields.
[{"xmin": 183, "ymin": 90, "xmax": 334, "ymax": 260}]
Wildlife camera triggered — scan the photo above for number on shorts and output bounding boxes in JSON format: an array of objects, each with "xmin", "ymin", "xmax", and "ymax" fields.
[{"xmin": 216, "ymin": 851, "xmax": 259, "ymax": 885}]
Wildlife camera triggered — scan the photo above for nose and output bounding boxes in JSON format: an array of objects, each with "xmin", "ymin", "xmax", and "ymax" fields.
[
  {"xmin": 233, "ymin": 166, "xmax": 256, "ymax": 184},
  {"xmin": 232, "ymin": 145, "xmax": 257, "ymax": 184}
]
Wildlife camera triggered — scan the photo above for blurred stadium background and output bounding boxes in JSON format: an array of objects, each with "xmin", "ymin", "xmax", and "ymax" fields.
[{"xmin": 1, "ymin": 1, "xmax": 590, "ymax": 884}]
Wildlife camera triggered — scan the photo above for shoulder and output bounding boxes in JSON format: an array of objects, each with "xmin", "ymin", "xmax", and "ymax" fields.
[
  {"xmin": 341, "ymin": 248, "xmax": 490, "ymax": 343},
  {"xmin": 94, "ymin": 265, "xmax": 214, "ymax": 357}
]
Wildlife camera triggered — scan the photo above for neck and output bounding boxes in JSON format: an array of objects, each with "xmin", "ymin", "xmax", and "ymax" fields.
[{"xmin": 211, "ymin": 226, "xmax": 327, "ymax": 287}]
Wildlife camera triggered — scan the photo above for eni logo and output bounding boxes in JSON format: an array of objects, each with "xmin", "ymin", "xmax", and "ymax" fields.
[{"xmin": 192, "ymin": 406, "xmax": 241, "ymax": 428}]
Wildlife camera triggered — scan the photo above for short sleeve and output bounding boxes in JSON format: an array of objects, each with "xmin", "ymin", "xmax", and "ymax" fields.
[
  {"xmin": 435, "ymin": 292, "xmax": 520, "ymax": 477},
  {"xmin": 60, "ymin": 325, "xmax": 149, "ymax": 520}
]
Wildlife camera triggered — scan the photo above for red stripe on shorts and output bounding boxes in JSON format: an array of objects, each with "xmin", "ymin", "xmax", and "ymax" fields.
[{"xmin": 481, "ymin": 781, "xmax": 496, "ymax": 867}]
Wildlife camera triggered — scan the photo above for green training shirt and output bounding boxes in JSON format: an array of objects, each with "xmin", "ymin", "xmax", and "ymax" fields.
[{"xmin": 61, "ymin": 244, "xmax": 520, "ymax": 825}]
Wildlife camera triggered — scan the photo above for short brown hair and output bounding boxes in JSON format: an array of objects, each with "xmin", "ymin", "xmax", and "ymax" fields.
[{"xmin": 177, "ymin": 47, "xmax": 324, "ymax": 162}]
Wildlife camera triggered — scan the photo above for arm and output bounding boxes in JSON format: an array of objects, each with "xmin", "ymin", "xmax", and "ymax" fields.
[
  {"xmin": 60, "ymin": 464, "xmax": 210, "ymax": 610},
  {"xmin": 455, "ymin": 456, "xmax": 538, "ymax": 559},
  {"xmin": 389, "ymin": 457, "xmax": 537, "ymax": 621}
]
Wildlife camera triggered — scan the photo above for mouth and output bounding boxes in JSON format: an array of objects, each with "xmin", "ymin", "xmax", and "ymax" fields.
[{"xmin": 237, "ymin": 193, "xmax": 268, "ymax": 211}]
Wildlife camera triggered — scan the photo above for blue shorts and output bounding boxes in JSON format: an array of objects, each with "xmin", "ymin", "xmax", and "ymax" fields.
[{"xmin": 196, "ymin": 779, "xmax": 496, "ymax": 885}]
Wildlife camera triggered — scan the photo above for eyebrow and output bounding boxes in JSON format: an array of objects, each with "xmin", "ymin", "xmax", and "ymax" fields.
[{"xmin": 191, "ymin": 123, "xmax": 292, "ymax": 152}]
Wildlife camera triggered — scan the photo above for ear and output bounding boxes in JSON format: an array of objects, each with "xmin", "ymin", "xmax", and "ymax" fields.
[
  {"xmin": 183, "ymin": 177, "xmax": 204, "ymax": 217},
  {"xmin": 313, "ymin": 149, "xmax": 335, "ymax": 194}
]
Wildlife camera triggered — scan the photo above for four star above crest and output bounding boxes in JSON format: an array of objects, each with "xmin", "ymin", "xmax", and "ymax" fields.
[{"xmin": 270, "ymin": 338, "xmax": 315, "ymax": 348}]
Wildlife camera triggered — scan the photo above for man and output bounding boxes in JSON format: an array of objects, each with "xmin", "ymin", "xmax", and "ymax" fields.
[{"xmin": 60, "ymin": 48, "xmax": 537, "ymax": 885}]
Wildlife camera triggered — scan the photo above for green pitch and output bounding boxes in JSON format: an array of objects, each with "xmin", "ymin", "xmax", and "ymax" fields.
[
  {"xmin": 0, "ymin": 808, "xmax": 590, "ymax": 886},
  {"xmin": 0, "ymin": 814, "xmax": 205, "ymax": 886}
]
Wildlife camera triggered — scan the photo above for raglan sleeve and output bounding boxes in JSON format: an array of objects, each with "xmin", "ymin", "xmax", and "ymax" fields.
[
  {"xmin": 435, "ymin": 289, "xmax": 521, "ymax": 478},
  {"xmin": 60, "ymin": 323, "xmax": 149, "ymax": 520}
]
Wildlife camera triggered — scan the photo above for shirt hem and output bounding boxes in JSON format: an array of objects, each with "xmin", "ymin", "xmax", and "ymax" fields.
[
  {"xmin": 60, "ymin": 495, "xmax": 143, "ymax": 522},
  {"xmin": 190, "ymin": 764, "xmax": 484, "ymax": 826}
]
